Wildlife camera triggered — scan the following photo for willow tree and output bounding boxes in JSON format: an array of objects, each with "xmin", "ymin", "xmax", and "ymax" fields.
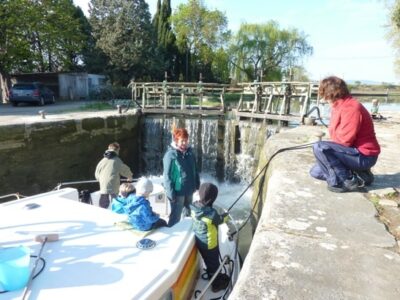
[
  {"xmin": 89, "ymin": 0, "xmax": 155, "ymax": 84},
  {"xmin": 229, "ymin": 21, "xmax": 313, "ymax": 82},
  {"xmin": 171, "ymin": 0, "xmax": 230, "ymax": 81},
  {"xmin": 388, "ymin": 0, "xmax": 400, "ymax": 77}
]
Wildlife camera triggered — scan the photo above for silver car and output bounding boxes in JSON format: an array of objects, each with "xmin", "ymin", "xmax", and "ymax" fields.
[{"xmin": 9, "ymin": 82, "xmax": 56, "ymax": 106}]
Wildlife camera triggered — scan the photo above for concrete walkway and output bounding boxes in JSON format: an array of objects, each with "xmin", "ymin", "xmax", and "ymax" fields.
[{"xmin": 230, "ymin": 112, "xmax": 400, "ymax": 299}]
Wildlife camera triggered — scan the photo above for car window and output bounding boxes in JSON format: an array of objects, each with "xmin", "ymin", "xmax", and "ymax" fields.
[{"xmin": 13, "ymin": 84, "xmax": 35, "ymax": 90}]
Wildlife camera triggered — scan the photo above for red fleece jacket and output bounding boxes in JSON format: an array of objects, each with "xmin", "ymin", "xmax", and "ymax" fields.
[{"xmin": 329, "ymin": 96, "xmax": 380, "ymax": 156}]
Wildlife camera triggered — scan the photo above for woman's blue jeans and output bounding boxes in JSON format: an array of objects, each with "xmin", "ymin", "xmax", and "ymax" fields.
[
  {"xmin": 310, "ymin": 141, "xmax": 378, "ymax": 187},
  {"xmin": 168, "ymin": 194, "xmax": 193, "ymax": 227}
]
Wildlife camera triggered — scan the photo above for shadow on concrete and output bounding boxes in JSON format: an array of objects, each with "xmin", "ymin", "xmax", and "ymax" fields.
[{"xmin": 370, "ymin": 172, "xmax": 400, "ymax": 190}]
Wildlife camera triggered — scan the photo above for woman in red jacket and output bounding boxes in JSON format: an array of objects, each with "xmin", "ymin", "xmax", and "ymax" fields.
[{"xmin": 310, "ymin": 76, "xmax": 380, "ymax": 193}]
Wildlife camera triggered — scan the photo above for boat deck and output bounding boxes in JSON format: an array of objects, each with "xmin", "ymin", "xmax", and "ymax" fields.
[{"xmin": 0, "ymin": 188, "xmax": 196, "ymax": 299}]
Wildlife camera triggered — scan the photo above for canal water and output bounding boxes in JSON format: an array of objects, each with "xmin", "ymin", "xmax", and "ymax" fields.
[
  {"xmin": 308, "ymin": 98, "xmax": 400, "ymax": 125},
  {"xmin": 141, "ymin": 117, "xmax": 269, "ymax": 258}
]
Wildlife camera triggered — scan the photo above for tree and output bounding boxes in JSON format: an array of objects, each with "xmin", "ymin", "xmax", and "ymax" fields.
[
  {"xmin": 0, "ymin": 0, "xmax": 86, "ymax": 73},
  {"xmin": 76, "ymin": 5, "xmax": 110, "ymax": 74},
  {"xmin": 388, "ymin": 0, "xmax": 400, "ymax": 78},
  {"xmin": 288, "ymin": 66, "xmax": 310, "ymax": 82},
  {"xmin": 0, "ymin": 0, "xmax": 87, "ymax": 102},
  {"xmin": 152, "ymin": 0, "xmax": 180, "ymax": 80},
  {"xmin": 229, "ymin": 22, "xmax": 313, "ymax": 82},
  {"xmin": 211, "ymin": 48, "xmax": 230, "ymax": 83},
  {"xmin": 89, "ymin": 0, "xmax": 155, "ymax": 84},
  {"xmin": 171, "ymin": 0, "xmax": 230, "ymax": 81}
]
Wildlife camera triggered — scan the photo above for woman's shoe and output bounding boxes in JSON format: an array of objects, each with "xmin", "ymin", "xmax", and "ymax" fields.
[
  {"xmin": 327, "ymin": 176, "xmax": 361, "ymax": 193},
  {"xmin": 353, "ymin": 169, "xmax": 374, "ymax": 186}
]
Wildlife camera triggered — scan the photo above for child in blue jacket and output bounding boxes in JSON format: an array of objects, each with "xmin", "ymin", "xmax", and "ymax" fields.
[
  {"xmin": 112, "ymin": 178, "xmax": 167, "ymax": 231},
  {"xmin": 190, "ymin": 182, "xmax": 230, "ymax": 293}
]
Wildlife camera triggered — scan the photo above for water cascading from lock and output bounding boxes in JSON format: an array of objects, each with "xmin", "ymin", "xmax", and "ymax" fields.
[{"xmin": 141, "ymin": 117, "xmax": 277, "ymax": 183}]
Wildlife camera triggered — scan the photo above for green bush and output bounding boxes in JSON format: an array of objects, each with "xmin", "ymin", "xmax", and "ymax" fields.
[
  {"xmin": 112, "ymin": 86, "xmax": 131, "ymax": 99},
  {"xmin": 89, "ymin": 86, "xmax": 131, "ymax": 101}
]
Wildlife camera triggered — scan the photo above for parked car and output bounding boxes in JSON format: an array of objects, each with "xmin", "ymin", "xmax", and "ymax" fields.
[{"xmin": 9, "ymin": 82, "xmax": 56, "ymax": 106}]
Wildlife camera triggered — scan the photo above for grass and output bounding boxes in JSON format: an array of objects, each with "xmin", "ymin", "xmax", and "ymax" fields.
[{"xmin": 79, "ymin": 102, "xmax": 113, "ymax": 111}]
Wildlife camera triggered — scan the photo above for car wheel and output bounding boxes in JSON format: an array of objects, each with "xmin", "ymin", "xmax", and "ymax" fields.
[
  {"xmin": 11, "ymin": 102, "xmax": 18, "ymax": 107},
  {"xmin": 38, "ymin": 97, "xmax": 45, "ymax": 106}
]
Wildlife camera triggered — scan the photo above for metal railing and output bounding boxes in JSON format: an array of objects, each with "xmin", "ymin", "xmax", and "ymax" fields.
[
  {"xmin": 54, "ymin": 178, "xmax": 137, "ymax": 190},
  {"xmin": 0, "ymin": 193, "xmax": 26, "ymax": 201}
]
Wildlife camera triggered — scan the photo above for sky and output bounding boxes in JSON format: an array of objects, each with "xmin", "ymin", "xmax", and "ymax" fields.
[{"xmin": 73, "ymin": 0, "xmax": 398, "ymax": 83}]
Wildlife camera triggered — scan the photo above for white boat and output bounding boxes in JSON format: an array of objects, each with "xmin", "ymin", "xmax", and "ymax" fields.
[{"xmin": 0, "ymin": 186, "xmax": 240, "ymax": 300}]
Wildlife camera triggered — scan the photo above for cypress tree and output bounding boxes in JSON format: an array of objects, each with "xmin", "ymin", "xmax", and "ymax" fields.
[{"xmin": 152, "ymin": 0, "xmax": 181, "ymax": 80}]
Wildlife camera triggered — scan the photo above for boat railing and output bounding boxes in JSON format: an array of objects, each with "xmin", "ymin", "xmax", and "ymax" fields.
[
  {"xmin": 195, "ymin": 213, "xmax": 240, "ymax": 299},
  {"xmin": 195, "ymin": 255, "xmax": 232, "ymax": 299},
  {"xmin": 54, "ymin": 178, "xmax": 137, "ymax": 190},
  {"xmin": 0, "ymin": 193, "xmax": 25, "ymax": 201}
]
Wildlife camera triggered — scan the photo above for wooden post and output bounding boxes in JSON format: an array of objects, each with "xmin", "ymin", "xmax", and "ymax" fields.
[
  {"xmin": 142, "ymin": 84, "xmax": 146, "ymax": 108},
  {"xmin": 237, "ymin": 93, "xmax": 243, "ymax": 111},
  {"xmin": 199, "ymin": 92, "xmax": 203, "ymax": 110},
  {"xmin": 216, "ymin": 118, "xmax": 225, "ymax": 181},
  {"xmin": 181, "ymin": 85, "xmax": 185, "ymax": 110},
  {"xmin": 198, "ymin": 77, "xmax": 203, "ymax": 110},
  {"xmin": 220, "ymin": 87, "xmax": 225, "ymax": 112}
]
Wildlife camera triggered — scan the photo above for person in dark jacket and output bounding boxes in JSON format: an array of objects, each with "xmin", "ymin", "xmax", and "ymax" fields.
[
  {"xmin": 310, "ymin": 76, "xmax": 380, "ymax": 193},
  {"xmin": 163, "ymin": 127, "xmax": 200, "ymax": 227},
  {"xmin": 190, "ymin": 182, "xmax": 230, "ymax": 293},
  {"xmin": 111, "ymin": 178, "xmax": 166, "ymax": 231},
  {"xmin": 95, "ymin": 142, "xmax": 133, "ymax": 208}
]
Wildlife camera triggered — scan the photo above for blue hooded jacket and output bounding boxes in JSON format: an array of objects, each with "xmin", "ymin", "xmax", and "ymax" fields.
[{"xmin": 112, "ymin": 194, "xmax": 160, "ymax": 231}]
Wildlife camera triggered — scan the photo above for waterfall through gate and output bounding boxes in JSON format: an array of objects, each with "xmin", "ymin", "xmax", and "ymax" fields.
[
  {"xmin": 140, "ymin": 117, "xmax": 278, "ymax": 184},
  {"xmin": 140, "ymin": 116, "xmax": 278, "ymax": 258}
]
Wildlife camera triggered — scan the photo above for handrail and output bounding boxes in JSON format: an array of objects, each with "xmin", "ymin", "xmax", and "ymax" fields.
[
  {"xmin": 196, "ymin": 255, "xmax": 231, "ymax": 300},
  {"xmin": 55, "ymin": 178, "xmax": 137, "ymax": 190},
  {"xmin": 0, "ymin": 193, "xmax": 25, "ymax": 201},
  {"xmin": 196, "ymin": 212, "xmax": 239, "ymax": 299}
]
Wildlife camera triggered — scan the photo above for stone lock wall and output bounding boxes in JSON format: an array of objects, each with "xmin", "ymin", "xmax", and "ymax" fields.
[{"xmin": 0, "ymin": 114, "xmax": 141, "ymax": 196}]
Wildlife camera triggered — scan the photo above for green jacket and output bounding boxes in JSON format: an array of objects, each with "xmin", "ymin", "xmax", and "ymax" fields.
[
  {"xmin": 95, "ymin": 150, "xmax": 133, "ymax": 194},
  {"xmin": 163, "ymin": 144, "xmax": 200, "ymax": 199},
  {"xmin": 190, "ymin": 201, "xmax": 226, "ymax": 250}
]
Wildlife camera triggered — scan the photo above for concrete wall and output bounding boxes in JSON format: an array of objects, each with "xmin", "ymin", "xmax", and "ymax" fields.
[
  {"xmin": 230, "ymin": 125, "xmax": 400, "ymax": 299},
  {"xmin": 0, "ymin": 114, "xmax": 141, "ymax": 196}
]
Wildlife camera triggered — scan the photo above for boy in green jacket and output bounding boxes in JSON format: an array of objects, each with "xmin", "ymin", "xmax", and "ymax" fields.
[{"xmin": 190, "ymin": 182, "xmax": 230, "ymax": 293}]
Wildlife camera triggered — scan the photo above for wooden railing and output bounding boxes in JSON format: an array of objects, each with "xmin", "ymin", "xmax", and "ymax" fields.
[{"xmin": 128, "ymin": 81, "xmax": 322, "ymax": 122}]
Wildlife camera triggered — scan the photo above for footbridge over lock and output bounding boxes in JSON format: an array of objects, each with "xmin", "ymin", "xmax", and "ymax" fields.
[{"xmin": 129, "ymin": 80, "xmax": 320, "ymax": 125}]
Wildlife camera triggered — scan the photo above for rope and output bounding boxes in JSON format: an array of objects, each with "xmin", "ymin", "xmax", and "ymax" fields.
[
  {"xmin": 226, "ymin": 142, "xmax": 316, "ymax": 237},
  {"xmin": 193, "ymin": 213, "xmax": 239, "ymax": 299},
  {"xmin": 227, "ymin": 142, "xmax": 315, "ymax": 213},
  {"xmin": 303, "ymin": 105, "xmax": 328, "ymax": 128}
]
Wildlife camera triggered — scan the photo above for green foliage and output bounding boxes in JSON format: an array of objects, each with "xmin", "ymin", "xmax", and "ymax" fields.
[
  {"xmin": 80, "ymin": 102, "xmax": 113, "ymax": 111},
  {"xmin": 89, "ymin": 86, "xmax": 114, "ymax": 101},
  {"xmin": 388, "ymin": 1, "xmax": 400, "ymax": 78},
  {"xmin": 0, "ymin": 0, "xmax": 87, "ymax": 74},
  {"xmin": 111, "ymin": 86, "xmax": 131, "ymax": 99},
  {"xmin": 89, "ymin": 0, "xmax": 156, "ymax": 84},
  {"xmin": 171, "ymin": 0, "xmax": 231, "ymax": 81},
  {"xmin": 152, "ymin": 0, "xmax": 180, "ymax": 80},
  {"xmin": 89, "ymin": 85, "xmax": 131, "ymax": 101},
  {"xmin": 224, "ymin": 93, "xmax": 242, "ymax": 103},
  {"xmin": 229, "ymin": 22, "xmax": 313, "ymax": 82},
  {"xmin": 211, "ymin": 48, "xmax": 230, "ymax": 83}
]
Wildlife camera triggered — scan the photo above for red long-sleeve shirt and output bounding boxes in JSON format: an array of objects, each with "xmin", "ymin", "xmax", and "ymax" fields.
[{"xmin": 329, "ymin": 96, "xmax": 380, "ymax": 156}]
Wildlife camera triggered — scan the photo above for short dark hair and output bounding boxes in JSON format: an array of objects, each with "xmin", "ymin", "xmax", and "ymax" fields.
[{"xmin": 319, "ymin": 76, "xmax": 350, "ymax": 101}]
